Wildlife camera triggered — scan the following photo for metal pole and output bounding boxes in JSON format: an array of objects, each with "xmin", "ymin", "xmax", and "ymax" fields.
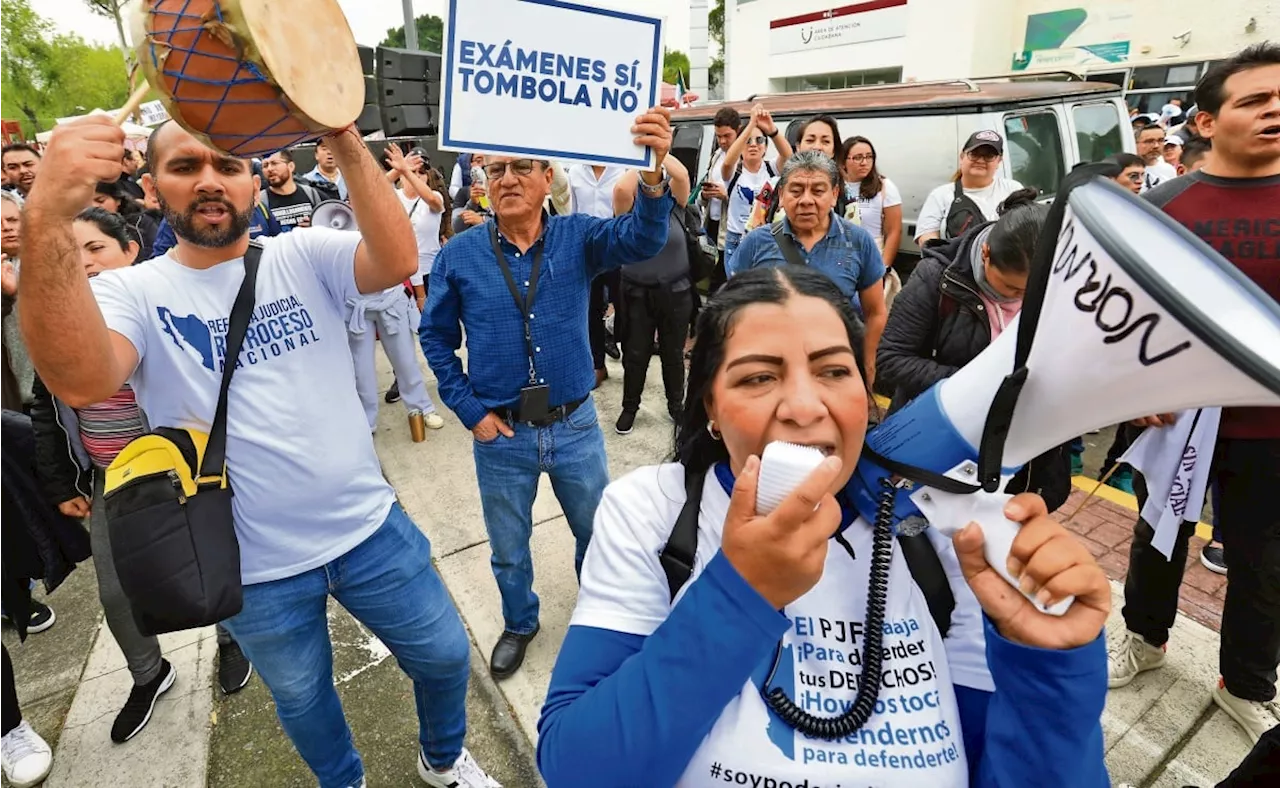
[{"xmin": 402, "ymin": 0, "xmax": 418, "ymax": 49}]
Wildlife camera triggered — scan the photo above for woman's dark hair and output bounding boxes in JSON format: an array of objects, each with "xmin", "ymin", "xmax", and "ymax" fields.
[
  {"xmin": 95, "ymin": 180, "xmax": 143, "ymax": 218},
  {"xmin": 839, "ymin": 135, "xmax": 885, "ymax": 201},
  {"xmin": 425, "ymin": 166, "xmax": 453, "ymax": 239},
  {"xmin": 1195, "ymin": 42, "xmax": 1280, "ymax": 116},
  {"xmin": 676, "ymin": 266, "xmax": 868, "ymax": 475},
  {"xmin": 1104, "ymin": 152, "xmax": 1145, "ymax": 170},
  {"xmin": 75, "ymin": 207, "xmax": 136, "ymax": 254},
  {"xmin": 985, "ymin": 188, "xmax": 1049, "ymax": 274}
]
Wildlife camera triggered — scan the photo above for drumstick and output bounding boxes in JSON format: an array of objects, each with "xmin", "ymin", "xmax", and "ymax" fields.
[{"xmin": 114, "ymin": 84, "xmax": 151, "ymax": 125}]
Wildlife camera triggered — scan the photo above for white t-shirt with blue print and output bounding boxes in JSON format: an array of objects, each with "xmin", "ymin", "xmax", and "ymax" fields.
[
  {"xmin": 573, "ymin": 463, "xmax": 969, "ymax": 787},
  {"xmin": 90, "ymin": 229, "xmax": 396, "ymax": 584}
]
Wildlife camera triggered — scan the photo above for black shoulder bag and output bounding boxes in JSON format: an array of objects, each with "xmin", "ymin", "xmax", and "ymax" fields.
[
  {"xmin": 103, "ymin": 243, "xmax": 262, "ymax": 636},
  {"xmin": 944, "ymin": 179, "xmax": 986, "ymax": 240}
]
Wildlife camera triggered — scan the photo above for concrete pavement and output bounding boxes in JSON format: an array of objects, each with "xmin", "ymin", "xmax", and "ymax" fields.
[{"xmin": 2, "ymin": 347, "xmax": 1264, "ymax": 787}]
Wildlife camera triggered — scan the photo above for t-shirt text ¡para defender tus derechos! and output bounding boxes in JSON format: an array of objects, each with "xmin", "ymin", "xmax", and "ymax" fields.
[
  {"xmin": 573, "ymin": 464, "xmax": 968, "ymax": 787},
  {"xmin": 90, "ymin": 229, "xmax": 396, "ymax": 584}
]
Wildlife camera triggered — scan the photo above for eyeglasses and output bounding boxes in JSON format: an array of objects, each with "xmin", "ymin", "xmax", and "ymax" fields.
[
  {"xmin": 846, "ymin": 154, "xmax": 874, "ymax": 163},
  {"xmin": 483, "ymin": 159, "xmax": 538, "ymax": 180},
  {"xmin": 1123, "ymin": 172, "xmax": 1143, "ymax": 183},
  {"xmin": 965, "ymin": 150, "xmax": 999, "ymax": 162},
  {"xmin": 746, "ymin": 136, "xmax": 768, "ymax": 145}
]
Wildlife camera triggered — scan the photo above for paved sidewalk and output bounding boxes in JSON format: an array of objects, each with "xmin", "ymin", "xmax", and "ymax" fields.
[{"xmin": 3, "ymin": 350, "xmax": 1263, "ymax": 787}]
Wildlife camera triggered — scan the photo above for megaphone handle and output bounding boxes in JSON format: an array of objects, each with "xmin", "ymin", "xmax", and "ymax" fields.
[{"xmin": 976, "ymin": 505, "xmax": 1074, "ymax": 617}]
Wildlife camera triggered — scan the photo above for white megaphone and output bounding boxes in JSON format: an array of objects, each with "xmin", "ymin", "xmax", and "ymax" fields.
[
  {"xmin": 311, "ymin": 200, "xmax": 358, "ymax": 232},
  {"xmin": 851, "ymin": 174, "xmax": 1280, "ymax": 614}
]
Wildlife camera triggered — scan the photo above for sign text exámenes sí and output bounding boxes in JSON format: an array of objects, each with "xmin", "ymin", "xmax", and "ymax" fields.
[{"xmin": 456, "ymin": 40, "xmax": 647, "ymax": 114}]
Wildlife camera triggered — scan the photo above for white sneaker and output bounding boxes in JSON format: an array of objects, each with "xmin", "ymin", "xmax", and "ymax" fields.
[
  {"xmin": 424, "ymin": 413, "xmax": 445, "ymax": 430},
  {"xmin": 1108, "ymin": 630, "xmax": 1167, "ymax": 688},
  {"xmin": 1213, "ymin": 679, "xmax": 1280, "ymax": 744},
  {"xmin": 1, "ymin": 720, "xmax": 53, "ymax": 788},
  {"xmin": 417, "ymin": 747, "xmax": 502, "ymax": 788}
]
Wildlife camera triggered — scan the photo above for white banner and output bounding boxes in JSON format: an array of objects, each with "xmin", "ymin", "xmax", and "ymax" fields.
[
  {"xmin": 1122, "ymin": 408, "xmax": 1220, "ymax": 560},
  {"xmin": 440, "ymin": 0, "xmax": 663, "ymax": 169},
  {"xmin": 769, "ymin": 1, "xmax": 908, "ymax": 56}
]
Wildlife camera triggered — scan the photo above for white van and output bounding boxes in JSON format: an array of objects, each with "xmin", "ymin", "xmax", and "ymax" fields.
[{"xmin": 669, "ymin": 77, "xmax": 1134, "ymax": 276}]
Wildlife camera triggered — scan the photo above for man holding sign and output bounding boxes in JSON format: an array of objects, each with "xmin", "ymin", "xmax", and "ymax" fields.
[{"xmin": 420, "ymin": 107, "xmax": 675, "ymax": 679}]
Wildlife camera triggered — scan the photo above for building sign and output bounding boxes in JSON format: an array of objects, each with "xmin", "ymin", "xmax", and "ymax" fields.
[
  {"xmin": 769, "ymin": 0, "xmax": 908, "ymax": 56},
  {"xmin": 1012, "ymin": 5, "xmax": 1133, "ymax": 71}
]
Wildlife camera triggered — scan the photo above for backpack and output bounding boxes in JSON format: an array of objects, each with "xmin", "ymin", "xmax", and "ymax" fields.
[
  {"xmin": 672, "ymin": 203, "xmax": 713, "ymax": 283},
  {"xmin": 660, "ymin": 466, "xmax": 956, "ymax": 637},
  {"xmin": 943, "ymin": 179, "xmax": 987, "ymax": 241},
  {"xmin": 303, "ymin": 176, "xmax": 341, "ymax": 203}
]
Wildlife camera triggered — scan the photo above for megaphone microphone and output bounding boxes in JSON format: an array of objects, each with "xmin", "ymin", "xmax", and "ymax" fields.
[
  {"xmin": 311, "ymin": 200, "xmax": 358, "ymax": 232},
  {"xmin": 852, "ymin": 174, "xmax": 1280, "ymax": 615}
]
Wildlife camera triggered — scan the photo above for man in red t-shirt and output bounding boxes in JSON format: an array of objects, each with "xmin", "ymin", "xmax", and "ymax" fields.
[{"xmin": 1109, "ymin": 42, "xmax": 1280, "ymax": 744}]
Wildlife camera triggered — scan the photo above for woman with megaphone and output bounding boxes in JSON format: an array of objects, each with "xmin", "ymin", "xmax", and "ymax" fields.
[{"xmin": 536, "ymin": 265, "xmax": 1111, "ymax": 788}]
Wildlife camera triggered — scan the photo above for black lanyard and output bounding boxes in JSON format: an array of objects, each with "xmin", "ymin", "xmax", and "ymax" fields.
[{"xmin": 488, "ymin": 223, "xmax": 544, "ymax": 384}]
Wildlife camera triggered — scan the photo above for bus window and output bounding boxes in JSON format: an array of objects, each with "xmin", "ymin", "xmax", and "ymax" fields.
[
  {"xmin": 1003, "ymin": 111, "xmax": 1065, "ymax": 198},
  {"xmin": 1074, "ymin": 103, "xmax": 1125, "ymax": 163}
]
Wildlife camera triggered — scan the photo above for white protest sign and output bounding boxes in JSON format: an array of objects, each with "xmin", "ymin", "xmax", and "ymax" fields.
[{"xmin": 440, "ymin": 0, "xmax": 663, "ymax": 169}]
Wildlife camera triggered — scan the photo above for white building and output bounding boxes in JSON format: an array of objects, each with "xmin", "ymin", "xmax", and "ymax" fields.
[{"xmin": 722, "ymin": 0, "xmax": 1278, "ymax": 111}]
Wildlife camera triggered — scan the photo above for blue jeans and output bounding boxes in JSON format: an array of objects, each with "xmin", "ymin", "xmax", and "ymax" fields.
[
  {"xmin": 723, "ymin": 230, "xmax": 743, "ymax": 272},
  {"xmin": 221, "ymin": 504, "xmax": 469, "ymax": 788},
  {"xmin": 472, "ymin": 397, "xmax": 608, "ymax": 635}
]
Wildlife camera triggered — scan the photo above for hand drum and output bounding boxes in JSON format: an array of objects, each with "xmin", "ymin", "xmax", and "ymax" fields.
[{"xmin": 131, "ymin": 0, "xmax": 364, "ymax": 157}]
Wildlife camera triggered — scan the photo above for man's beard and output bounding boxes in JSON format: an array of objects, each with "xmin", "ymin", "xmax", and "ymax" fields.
[{"xmin": 159, "ymin": 192, "xmax": 254, "ymax": 248}]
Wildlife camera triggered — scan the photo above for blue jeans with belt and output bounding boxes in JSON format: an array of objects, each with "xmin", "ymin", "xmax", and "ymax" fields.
[
  {"xmin": 221, "ymin": 504, "xmax": 470, "ymax": 788},
  {"xmin": 472, "ymin": 397, "xmax": 608, "ymax": 635}
]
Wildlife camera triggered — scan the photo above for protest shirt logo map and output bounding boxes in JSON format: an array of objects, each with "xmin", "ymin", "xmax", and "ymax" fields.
[{"xmin": 156, "ymin": 293, "xmax": 322, "ymax": 373}]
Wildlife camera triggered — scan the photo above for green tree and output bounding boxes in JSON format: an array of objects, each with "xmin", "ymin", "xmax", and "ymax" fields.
[
  {"xmin": 709, "ymin": 0, "xmax": 724, "ymax": 49},
  {"xmin": 663, "ymin": 49, "xmax": 690, "ymax": 86},
  {"xmin": 381, "ymin": 14, "xmax": 445, "ymax": 52},
  {"xmin": 2, "ymin": 0, "xmax": 130, "ymax": 136},
  {"xmin": 82, "ymin": 0, "xmax": 133, "ymax": 75},
  {"xmin": 709, "ymin": 57, "xmax": 724, "ymax": 91}
]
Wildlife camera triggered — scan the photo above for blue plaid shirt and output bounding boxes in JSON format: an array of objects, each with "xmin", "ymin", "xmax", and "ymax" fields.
[{"xmin": 420, "ymin": 188, "xmax": 674, "ymax": 429}]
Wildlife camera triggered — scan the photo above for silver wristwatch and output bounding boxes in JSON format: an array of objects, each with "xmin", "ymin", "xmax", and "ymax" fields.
[{"xmin": 638, "ymin": 172, "xmax": 671, "ymax": 198}]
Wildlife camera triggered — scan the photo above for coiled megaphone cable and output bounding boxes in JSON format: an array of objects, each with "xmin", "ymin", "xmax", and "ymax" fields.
[{"xmin": 759, "ymin": 477, "xmax": 897, "ymax": 740}]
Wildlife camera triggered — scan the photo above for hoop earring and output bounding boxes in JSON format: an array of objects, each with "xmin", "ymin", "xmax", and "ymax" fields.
[{"xmin": 707, "ymin": 421, "xmax": 722, "ymax": 441}]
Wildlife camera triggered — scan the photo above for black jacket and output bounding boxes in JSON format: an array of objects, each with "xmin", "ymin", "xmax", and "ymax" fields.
[
  {"xmin": 2, "ymin": 410, "xmax": 92, "ymax": 637},
  {"xmin": 876, "ymin": 224, "xmax": 1072, "ymax": 511},
  {"xmin": 30, "ymin": 374, "xmax": 94, "ymax": 507}
]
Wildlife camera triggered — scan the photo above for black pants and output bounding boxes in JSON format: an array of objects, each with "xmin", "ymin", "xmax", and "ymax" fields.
[
  {"xmin": 1103, "ymin": 422, "xmax": 1141, "ymax": 474},
  {"xmin": 619, "ymin": 280, "xmax": 692, "ymax": 414},
  {"xmin": 1218, "ymin": 721, "xmax": 1280, "ymax": 786},
  {"xmin": 2, "ymin": 646, "xmax": 19, "ymax": 736},
  {"xmin": 589, "ymin": 270, "xmax": 621, "ymax": 370},
  {"xmin": 1123, "ymin": 438, "xmax": 1280, "ymax": 701},
  {"xmin": 709, "ymin": 249, "xmax": 728, "ymax": 293}
]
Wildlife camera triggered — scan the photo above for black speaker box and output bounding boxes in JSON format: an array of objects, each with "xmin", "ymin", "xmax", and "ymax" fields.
[
  {"xmin": 378, "ymin": 78, "xmax": 438, "ymax": 106},
  {"xmin": 356, "ymin": 104, "xmax": 381, "ymax": 135},
  {"xmin": 380, "ymin": 104, "xmax": 435, "ymax": 137},
  {"xmin": 364, "ymin": 75, "xmax": 378, "ymax": 105},
  {"xmin": 357, "ymin": 45, "xmax": 375, "ymax": 75},
  {"xmin": 376, "ymin": 47, "xmax": 442, "ymax": 82}
]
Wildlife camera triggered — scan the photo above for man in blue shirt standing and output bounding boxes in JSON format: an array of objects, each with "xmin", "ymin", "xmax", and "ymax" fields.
[
  {"xmin": 421, "ymin": 107, "xmax": 675, "ymax": 679},
  {"xmin": 728, "ymin": 150, "xmax": 888, "ymax": 388}
]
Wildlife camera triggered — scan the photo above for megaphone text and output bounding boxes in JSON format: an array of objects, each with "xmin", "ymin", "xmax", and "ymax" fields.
[{"xmin": 1054, "ymin": 220, "xmax": 1193, "ymax": 367}]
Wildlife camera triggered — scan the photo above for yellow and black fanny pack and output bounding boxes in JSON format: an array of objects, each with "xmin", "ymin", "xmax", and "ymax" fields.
[{"xmin": 102, "ymin": 243, "xmax": 262, "ymax": 636}]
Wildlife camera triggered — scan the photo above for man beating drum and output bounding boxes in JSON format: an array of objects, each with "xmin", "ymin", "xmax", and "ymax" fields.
[{"xmin": 16, "ymin": 4, "xmax": 502, "ymax": 788}]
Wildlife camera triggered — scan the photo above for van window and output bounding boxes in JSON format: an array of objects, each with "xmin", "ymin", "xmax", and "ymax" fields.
[
  {"xmin": 1073, "ymin": 103, "xmax": 1125, "ymax": 163},
  {"xmin": 1003, "ymin": 111, "xmax": 1065, "ymax": 198},
  {"xmin": 671, "ymin": 124, "xmax": 705, "ymax": 180}
]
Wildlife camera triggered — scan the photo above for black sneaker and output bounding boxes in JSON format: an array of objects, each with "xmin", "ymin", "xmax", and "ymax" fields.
[
  {"xmin": 384, "ymin": 380, "xmax": 401, "ymax": 404},
  {"xmin": 1200, "ymin": 544, "xmax": 1227, "ymax": 575},
  {"xmin": 218, "ymin": 640, "xmax": 253, "ymax": 695},
  {"xmin": 111, "ymin": 659, "xmax": 176, "ymax": 743},
  {"xmin": 27, "ymin": 601, "xmax": 55, "ymax": 634},
  {"xmin": 615, "ymin": 409, "xmax": 637, "ymax": 435},
  {"xmin": 604, "ymin": 340, "xmax": 621, "ymax": 360}
]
